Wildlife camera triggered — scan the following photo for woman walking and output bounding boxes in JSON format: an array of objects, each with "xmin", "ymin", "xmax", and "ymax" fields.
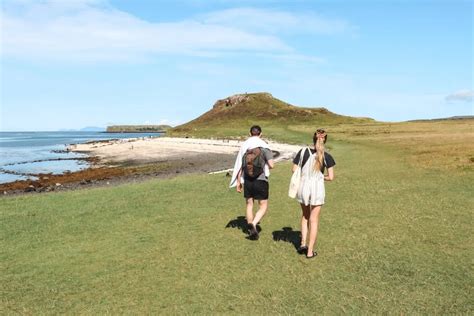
[{"xmin": 292, "ymin": 129, "xmax": 335, "ymax": 258}]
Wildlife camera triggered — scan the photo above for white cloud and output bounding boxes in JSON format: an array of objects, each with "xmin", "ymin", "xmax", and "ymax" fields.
[
  {"xmin": 202, "ymin": 7, "xmax": 352, "ymax": 35},
  {"xmin": 445, "ymin": 89, "xmax": 474, "ymax": 102},
  {"xmin": 0, "ymin": 1, "xmax": 288, "ymax": 61},
  {"xmin": 0, "ymin": 1, "xmax": 347, "ymax": 62}
]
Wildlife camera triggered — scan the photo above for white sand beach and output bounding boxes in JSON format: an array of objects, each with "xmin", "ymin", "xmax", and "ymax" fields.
[{"xmin": 70, "ymin": 137, "xmax": 302, "ymax": 169}]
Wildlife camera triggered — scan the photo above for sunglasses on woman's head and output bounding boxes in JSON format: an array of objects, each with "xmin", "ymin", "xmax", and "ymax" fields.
[{"xmin": 316, "ymin": 129, "xmax": 326, "ymax": 134}]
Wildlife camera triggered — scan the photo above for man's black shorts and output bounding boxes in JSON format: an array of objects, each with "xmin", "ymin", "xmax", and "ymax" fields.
[{"xmin": 244, "ymin": 179, "xmax": 269, "ymax": 200}]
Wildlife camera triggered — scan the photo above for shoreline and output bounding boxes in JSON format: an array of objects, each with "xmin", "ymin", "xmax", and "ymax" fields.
[{"xmin": 1, "ymin": 137, "xmax": 300, "ymax": 196}]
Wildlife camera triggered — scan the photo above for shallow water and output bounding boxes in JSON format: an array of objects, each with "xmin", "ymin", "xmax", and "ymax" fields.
[
  {"xmin": 0, "ymin": 131, "xmax": 162, "ymax": 184},
  {"xmin": 3, "ymin": 159, "xmax": 90, "ymax": 175}
]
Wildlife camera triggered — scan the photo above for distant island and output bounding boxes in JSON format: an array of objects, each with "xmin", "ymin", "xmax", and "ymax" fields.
[
  {"xmin": 106, "ymin": 125, "xmax": 172, "ymax": 133},
  {"xmin": 81, "ymin": 126, "xmax": 106, "ymax": 132},
  {"xmin": 58, "ymin": 126, "xmax": 106, "ymax": 132}
]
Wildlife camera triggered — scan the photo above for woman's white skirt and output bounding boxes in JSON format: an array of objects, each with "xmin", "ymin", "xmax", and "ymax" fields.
[{"xmin": 296, "ymin": 172, "xmax": 325, "ymax": 206}]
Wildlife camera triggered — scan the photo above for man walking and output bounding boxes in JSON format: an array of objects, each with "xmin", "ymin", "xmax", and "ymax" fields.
[{"xmin": 230, "ymin": 125, "xmax": 274, "ymax": 240}]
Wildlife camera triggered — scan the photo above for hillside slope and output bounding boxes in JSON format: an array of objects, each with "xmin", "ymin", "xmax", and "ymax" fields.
[{"xmin": 170, "ymin": 92, "xmax": 373, "ymax": 138}]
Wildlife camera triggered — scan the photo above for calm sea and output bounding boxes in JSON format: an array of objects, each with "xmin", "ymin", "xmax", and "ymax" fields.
[{"xmin": 0, "ymin": 131, "xmax": 162, "ymax": 184}]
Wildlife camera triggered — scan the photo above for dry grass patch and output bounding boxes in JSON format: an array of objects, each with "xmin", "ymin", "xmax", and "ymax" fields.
[{"xmin": 289, "ymin": 119, "xmax": 474, "ymax": 172}]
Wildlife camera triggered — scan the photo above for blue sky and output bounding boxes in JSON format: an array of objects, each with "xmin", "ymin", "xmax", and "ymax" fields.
[{"xmin": 1, "ymin": 0, "xmax": 472, "ymax": 131}]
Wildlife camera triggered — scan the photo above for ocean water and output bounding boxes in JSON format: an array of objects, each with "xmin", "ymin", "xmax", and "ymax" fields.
[{"xmin": 0, "ymin": 131, "xmax": 162, "ymax": 184}]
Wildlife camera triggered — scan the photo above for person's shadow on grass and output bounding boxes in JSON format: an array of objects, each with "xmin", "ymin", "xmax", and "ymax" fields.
[
  {"xmin": 225, "ymin": 216, "xmax": 262, "ymax": 239},
  {"xmin": 225, "ymin": 216, "xmax": 248, "ymax": 235},
  {"xmin": 272, "ymin": 227, "xmax": 301, "ymax": 250}
]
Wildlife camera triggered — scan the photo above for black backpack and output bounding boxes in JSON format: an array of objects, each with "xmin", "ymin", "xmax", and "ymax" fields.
[{"xmin": 242, "ymin": 147, "xmax": 265, "ymax": 179}]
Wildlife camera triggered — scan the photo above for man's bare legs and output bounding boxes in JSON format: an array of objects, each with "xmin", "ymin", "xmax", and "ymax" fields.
[
  {"xmin": 245, "ymin": 198, "xmax": 254, "ymax": 224},
  {"xmin": 245, "ymin": 198, "xmax": 268, "ymax": 239},
  {"xmin": 252, "ymin": 199, "xmax": 268, "ymax": 227}
]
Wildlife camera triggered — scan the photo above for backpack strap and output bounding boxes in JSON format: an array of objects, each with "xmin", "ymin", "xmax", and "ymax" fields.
[{"xmin": 298, "ymin": 147, "xmax": 312, "ymax": 168}]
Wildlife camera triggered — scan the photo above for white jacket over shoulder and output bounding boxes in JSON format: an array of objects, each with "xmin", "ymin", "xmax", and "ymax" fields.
[{"xmin": 229, "ymin": 137, "xmax": 270, "ymax": 188}]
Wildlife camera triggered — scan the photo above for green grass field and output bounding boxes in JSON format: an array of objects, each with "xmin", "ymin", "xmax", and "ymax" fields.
[{"xmin": 1, "ymin": 123, "xmax": 473, "ymax": 314}]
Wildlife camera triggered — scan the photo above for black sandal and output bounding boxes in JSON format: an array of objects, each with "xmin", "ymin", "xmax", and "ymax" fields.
[
  {"xmin": 248, "ymin": 224, "xmax": 259, "ymax": 240},
  {"xmin": 297, "ymin": 245, "xmax": 308, "ymax": 255},
  {"xmin": 306, "ymin": 251, "xmax": 318, "ymax": 259}
]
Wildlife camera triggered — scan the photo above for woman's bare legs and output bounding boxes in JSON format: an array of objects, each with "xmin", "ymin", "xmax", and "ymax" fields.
[
  {"xmin": 307, "ymin": 205, "xmax": 322, "ymax": 257},
  {"xmin": 300, "ymin": 203, "xmax": 311, "ymax": 247}
]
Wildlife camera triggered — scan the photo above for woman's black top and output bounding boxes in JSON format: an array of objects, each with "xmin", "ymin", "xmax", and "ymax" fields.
[{"xmin": 292, "ymin": 148, "xmax": 336, "ymax": 173}]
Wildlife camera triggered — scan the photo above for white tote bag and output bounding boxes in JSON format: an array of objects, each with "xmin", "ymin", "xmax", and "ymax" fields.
[{"xmin": 288, "ymin": 148, "xmax": 307, "ymax": 198}]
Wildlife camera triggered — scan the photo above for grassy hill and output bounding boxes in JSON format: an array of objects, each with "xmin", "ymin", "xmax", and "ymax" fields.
[
  {"xmin": 169, "ymin": 92, "xmax": 374, "ymax": 139},
  {"xmin": 169, "ymin": 93, "xmax": 473, "ymax": 172}
]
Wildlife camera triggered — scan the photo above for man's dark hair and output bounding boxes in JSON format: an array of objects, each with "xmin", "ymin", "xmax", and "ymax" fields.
[{"xmin": 250, "ymin": 125, "xmax": 262, "ymax": 136}]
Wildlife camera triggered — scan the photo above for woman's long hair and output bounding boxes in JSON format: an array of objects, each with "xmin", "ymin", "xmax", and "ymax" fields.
[{"xmin": 313, "ymin": 131, "xmax": 326, "ymax": 172}]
